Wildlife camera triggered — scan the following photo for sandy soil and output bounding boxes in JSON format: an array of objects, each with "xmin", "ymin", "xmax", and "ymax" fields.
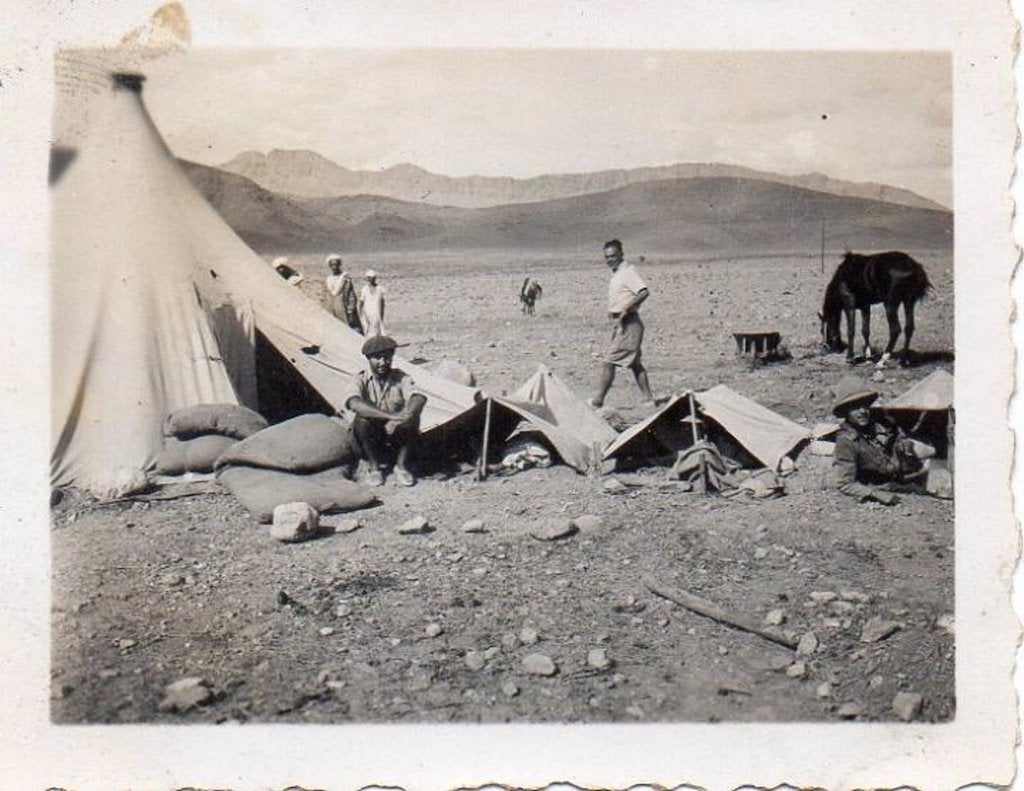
[{"xmin": 51, "ymin": 249, "xmax": 954, "ymax": 723}]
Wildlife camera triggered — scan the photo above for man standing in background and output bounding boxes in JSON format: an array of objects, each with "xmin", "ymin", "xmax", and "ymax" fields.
[
  {"xmin": 325, "ymin": 254, "xmax": 363, "ymax": 333},
  {"xmin": 359, "ymin": 269, "xmax": 388, "ymax": 337},
  {"xmin": 590, "ymin": 239, "xmax": 656, "ymax": 408}
]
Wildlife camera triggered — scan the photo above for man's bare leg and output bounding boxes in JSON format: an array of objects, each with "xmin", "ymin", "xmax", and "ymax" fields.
[
  {"xmin": 590, "ymin": 362, "xmax": 616, "ymax": 407},
  {"xmin": 632, "ymin": 362, "xmax": 655, "ymax": 402}
]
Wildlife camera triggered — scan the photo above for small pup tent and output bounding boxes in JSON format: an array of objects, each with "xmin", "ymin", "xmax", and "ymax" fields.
[
  {"xmin": 51, "ymin": 56, "xmax": 479, "ymax": 496},
  {"xmin": 876, "ymin": 369, "xmax": 954, "ymax": 459},
  {"xmin": 493, "ymin": 365, "xmax": 618, "ymax": 472},
  {"xmin": 603, "ymin": 385, "xmax": 811, "ymax": 472}
]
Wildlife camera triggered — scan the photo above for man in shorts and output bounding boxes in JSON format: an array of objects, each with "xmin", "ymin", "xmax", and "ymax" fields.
[
  {"xmin": 344, "ymin": 335, "xmax": 426, "ymax": 487},
  {"xmin": 590, "ymin": 239, "xmax": 656, "ymax": 408}
]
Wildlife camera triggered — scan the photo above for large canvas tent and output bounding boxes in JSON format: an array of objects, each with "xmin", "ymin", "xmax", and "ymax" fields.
[
  {"xmin": 51, "ymin": 58, "xmax": 619, "ymax": 494},
  {"xmin": 51, "ymin": 61, "xmax": 480, "ymax": 495},
  {"xmin": 603, "ymin": 385, "xmax": 811, "ymax": 471}
]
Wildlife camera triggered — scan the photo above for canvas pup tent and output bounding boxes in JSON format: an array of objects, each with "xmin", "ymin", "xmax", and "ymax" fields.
[{"xmin": 603, "ymin": 385, "xmax": 811, "ymax": 472}]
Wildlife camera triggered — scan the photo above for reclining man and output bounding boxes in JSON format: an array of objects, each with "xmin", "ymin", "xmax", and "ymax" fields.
[
  {"xmin": 830, "ymin": 376, "xmax": 929, "ymax": 505},
  {"xmin": 344, "ymin": 335, "xmax": 426, "ymax": 487}
]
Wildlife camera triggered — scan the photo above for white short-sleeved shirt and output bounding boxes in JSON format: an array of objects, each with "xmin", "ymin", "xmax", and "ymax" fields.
[{"xmin": 607, "ymin": 261, "xmax": 647, "ymax": 313}]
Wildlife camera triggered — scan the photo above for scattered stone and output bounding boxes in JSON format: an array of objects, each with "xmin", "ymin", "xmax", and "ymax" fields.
[
  {"xmin": 519, "ymin": 626, "xmax": 540, "ymax": 645},
  {"xmin": 500, "ymin": 633, "xmax": 521, "ymax": 652},
  {"xmin": 389, "ymin": 637, "xmax": 402, "ymax": 647},
  {"xmin": 829, "ymin": 600, "xmax": 856, "ymax": 614},
  {"xmin": 869, "ymin": 674, "xmax": 885, "ymax": 689},
  {"xmin": 161, "ymin": 572, "xmax": 185, "ymax": 588},
  {"xmin": 116, "ymin": 638, "xmax": 137, "ymax": 650},
  {"xmin": 766, "ymin": 654, "xmax": 793, "ymax": 672},
  {"xmin": 717, "ymin": 645, "xmax": 729, "ymax": 656},
  {"xmin": 570, "ymin": 514, "xmax": 604, "ymax": 532},
  {"xmin": 397, "ymin": 515, "xmax": 432, "ymax": 535},
  {"xmin": 810, "ymin": 591, "xmax": 838, "ymax": 604},
  {"xmin": 465, "ymin": 651, "xmax": 486, "ymax": 671},
  {"xmin": 603, "ymin": 478, "xmax": 628, "ymax": 494},
  {"xmin": 587, "ymin": 648, "xmax": 612, "ymax": 670},
  {"xmin": 424, "ymin": 622, "xmax": 444, "ymax": 638},
  {"xmin": 461, "ymin": 519, "xmax": 487, "ymax": 534},
  {"xmin": 52, "ymin": 682, "xmax": 74, "ymax": 700},
  {"xmin": 753, "ymin": 547, "xmax": 769, "ymax": 560},
  {"xmin": 821, "ymin": 618, "xmax": 842, "ymax": 629},
  {"xmin": 626, "ymin": 704, "xmax": 645, "ymax": 718},
  {"xmin": 816, "ymin": 682, "xmax": 833, "ymax": 699},
  {"xmin": 860, "ymin": 617, "xmax": 901, "ymax": 643},
  {"xmin": 521, "ymin": 653, "xmax": 558, "ymax": 676},
  {"xmin": 796, "ymin": 632, "xmax": 819, "ymax": 656},
  {"xmin": 335, "ymin": 603, "xmax": 353, "ymax": 618},
  {"xmin": 786, "ymin": 662, "xmax": 807, "ymax": 679},
  {"xmin": 935, "ymin": 613, "xmax": 955, "ymax": 636},
  {"xmin": 892, "ymin": 691, "xmax": 924, "ymax": 721},
  {"xmin": 840, "ymin": 590, "xmax": 871, "ymax": 603},
  {"xmin": 270, "ymin": 502, "xmax": 320, "ymax": 543},
  {"xmin": 837, "ymin": 702, "xmax": 865, "ymax": 719},
  {"xmin": 319, "ymin": 626, "xmax": 336, "ymax": 637},
  {"xmin": 501, "ymin": 680, "xmax": 520, "ymax": 698},
  {"xmin": 407, "ymin": 673, "xmax": 432, "ymax": 692},
  {"xmin": 530, "ymin": 521, "xmax": 578, "ymax": 541},
  {"xmin": 98, "ymin": 668, "xmax": 119, "ymax": 680},
  {"xmin": 484, "ymin": 646, "xmax": 501, "ymax": 660},
  {"xmin": 764, "ymin": 608, "xmax": 786, "ymax": 626},
  {"xmin": 158, "ymin": 677, "xmax": 212, "ymax": 713},
  {"xmin": 871, "ymin": 371, "xmax": 886, "ymax": 383},
  {"xmin": 326, "ymin": 517, "xmax": 361, "ymax": 534}
]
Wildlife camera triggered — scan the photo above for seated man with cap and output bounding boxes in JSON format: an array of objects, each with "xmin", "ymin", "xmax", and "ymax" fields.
[
  {"xmin": 831, "ymin": 376, "xmax": 924, "ymax": 505},
  {"xmin": 344, "ymin": 335, "xmax": 426, "ymax": 487}
]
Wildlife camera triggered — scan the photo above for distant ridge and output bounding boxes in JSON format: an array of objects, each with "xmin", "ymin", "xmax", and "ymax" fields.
[
  {"xmin": 219, "ymin": 149, "xmax": 948, "ymax": 212},
  {"xmin": 184, "ymin": 160, "xmax": 952, "ymax": 256}
]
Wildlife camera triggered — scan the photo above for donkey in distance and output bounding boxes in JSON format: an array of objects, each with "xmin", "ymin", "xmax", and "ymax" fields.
[{"xmin": 820, "ymin": 251, "xmax": 933, "ymax": 367}]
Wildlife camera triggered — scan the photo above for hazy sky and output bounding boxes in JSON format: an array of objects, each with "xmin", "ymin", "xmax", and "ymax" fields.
[{"xmin": 139, "ymin": 49, "xmax": 951, "ymax": 206}]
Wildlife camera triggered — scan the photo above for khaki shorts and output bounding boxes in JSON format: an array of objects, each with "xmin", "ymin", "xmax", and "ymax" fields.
[{"xmin": 605, "ymin": 313, "xmax": 644, "ymax": 368}]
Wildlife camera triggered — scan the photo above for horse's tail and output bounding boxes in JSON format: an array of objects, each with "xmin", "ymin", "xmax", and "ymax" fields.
[{"xmin": 910, "ymin": 260, "xmax": 933, "ymax": 302}]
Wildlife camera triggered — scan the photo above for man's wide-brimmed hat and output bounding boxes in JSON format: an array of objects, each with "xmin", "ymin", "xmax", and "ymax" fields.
[
  {"xmin": 362, "ymin": 335, "xmax": 398, "ymax": 357},
  {"xmin": 364, "ymin": 269, "xmax": 378, "ymax": 279},
  {"xmin": 831, "ymin": 375, "xmax": 879, "ymax": 416}
]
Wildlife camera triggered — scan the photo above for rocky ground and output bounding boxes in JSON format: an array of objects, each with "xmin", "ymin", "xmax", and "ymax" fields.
[{"xmin": 51, "ymin": 248, "xmax": 954, "ymax": 724}]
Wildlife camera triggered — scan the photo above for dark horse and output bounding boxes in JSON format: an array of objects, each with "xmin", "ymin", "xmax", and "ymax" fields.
[
  {"xmin": 520, "ymin": 277, "xmax": 543, "ymax": 315},
  {"xmin": 820, "ymin": 251, "xmax": 932, "ymax": 366}
]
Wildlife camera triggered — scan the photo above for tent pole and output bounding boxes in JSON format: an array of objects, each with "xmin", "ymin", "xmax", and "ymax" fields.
[
  {"xmin": 687, "ymin": 392, "xmax": 708, "ymax": 494},
  {"xmin": 686, "ymin": 392, "xmax": 700, "ymax": 445},
  {"xmin": 477, "ymin": 398, "xmax": 493, "ymax": 481}
]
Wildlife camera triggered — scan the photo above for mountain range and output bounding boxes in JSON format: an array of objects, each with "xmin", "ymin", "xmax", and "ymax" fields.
[
  {"xmin": 181, "ymin": 158, "xmax": 953, "ymax": 256},
  {"xmin": 220, "ymin": 149, "xmax": 948, "ymax": 212}
]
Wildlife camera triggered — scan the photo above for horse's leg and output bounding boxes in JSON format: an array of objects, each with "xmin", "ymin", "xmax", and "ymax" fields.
[
  {"xmin": 878, "ymin": 300, "xmax": 901, "ymax": 368},
  {"xmin": 901, "ymin": 299, "xmax": 916, "ymax": 366},
  {"xmin": 860, "ymin": 307, "xmax": 873, "ymax": 359},
  {"xmin": 845, "ymin": 308, "xmax": 856, "ymax": 362}
]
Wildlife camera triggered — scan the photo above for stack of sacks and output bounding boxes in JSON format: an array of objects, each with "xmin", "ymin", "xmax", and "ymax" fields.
[
  {"xmin": 155, "ymin": 404, "xmax": 269, "ymax": 476},
  {"xmin": 214, "ymin": 413, "xmax": 376, "ymax": 522}
]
